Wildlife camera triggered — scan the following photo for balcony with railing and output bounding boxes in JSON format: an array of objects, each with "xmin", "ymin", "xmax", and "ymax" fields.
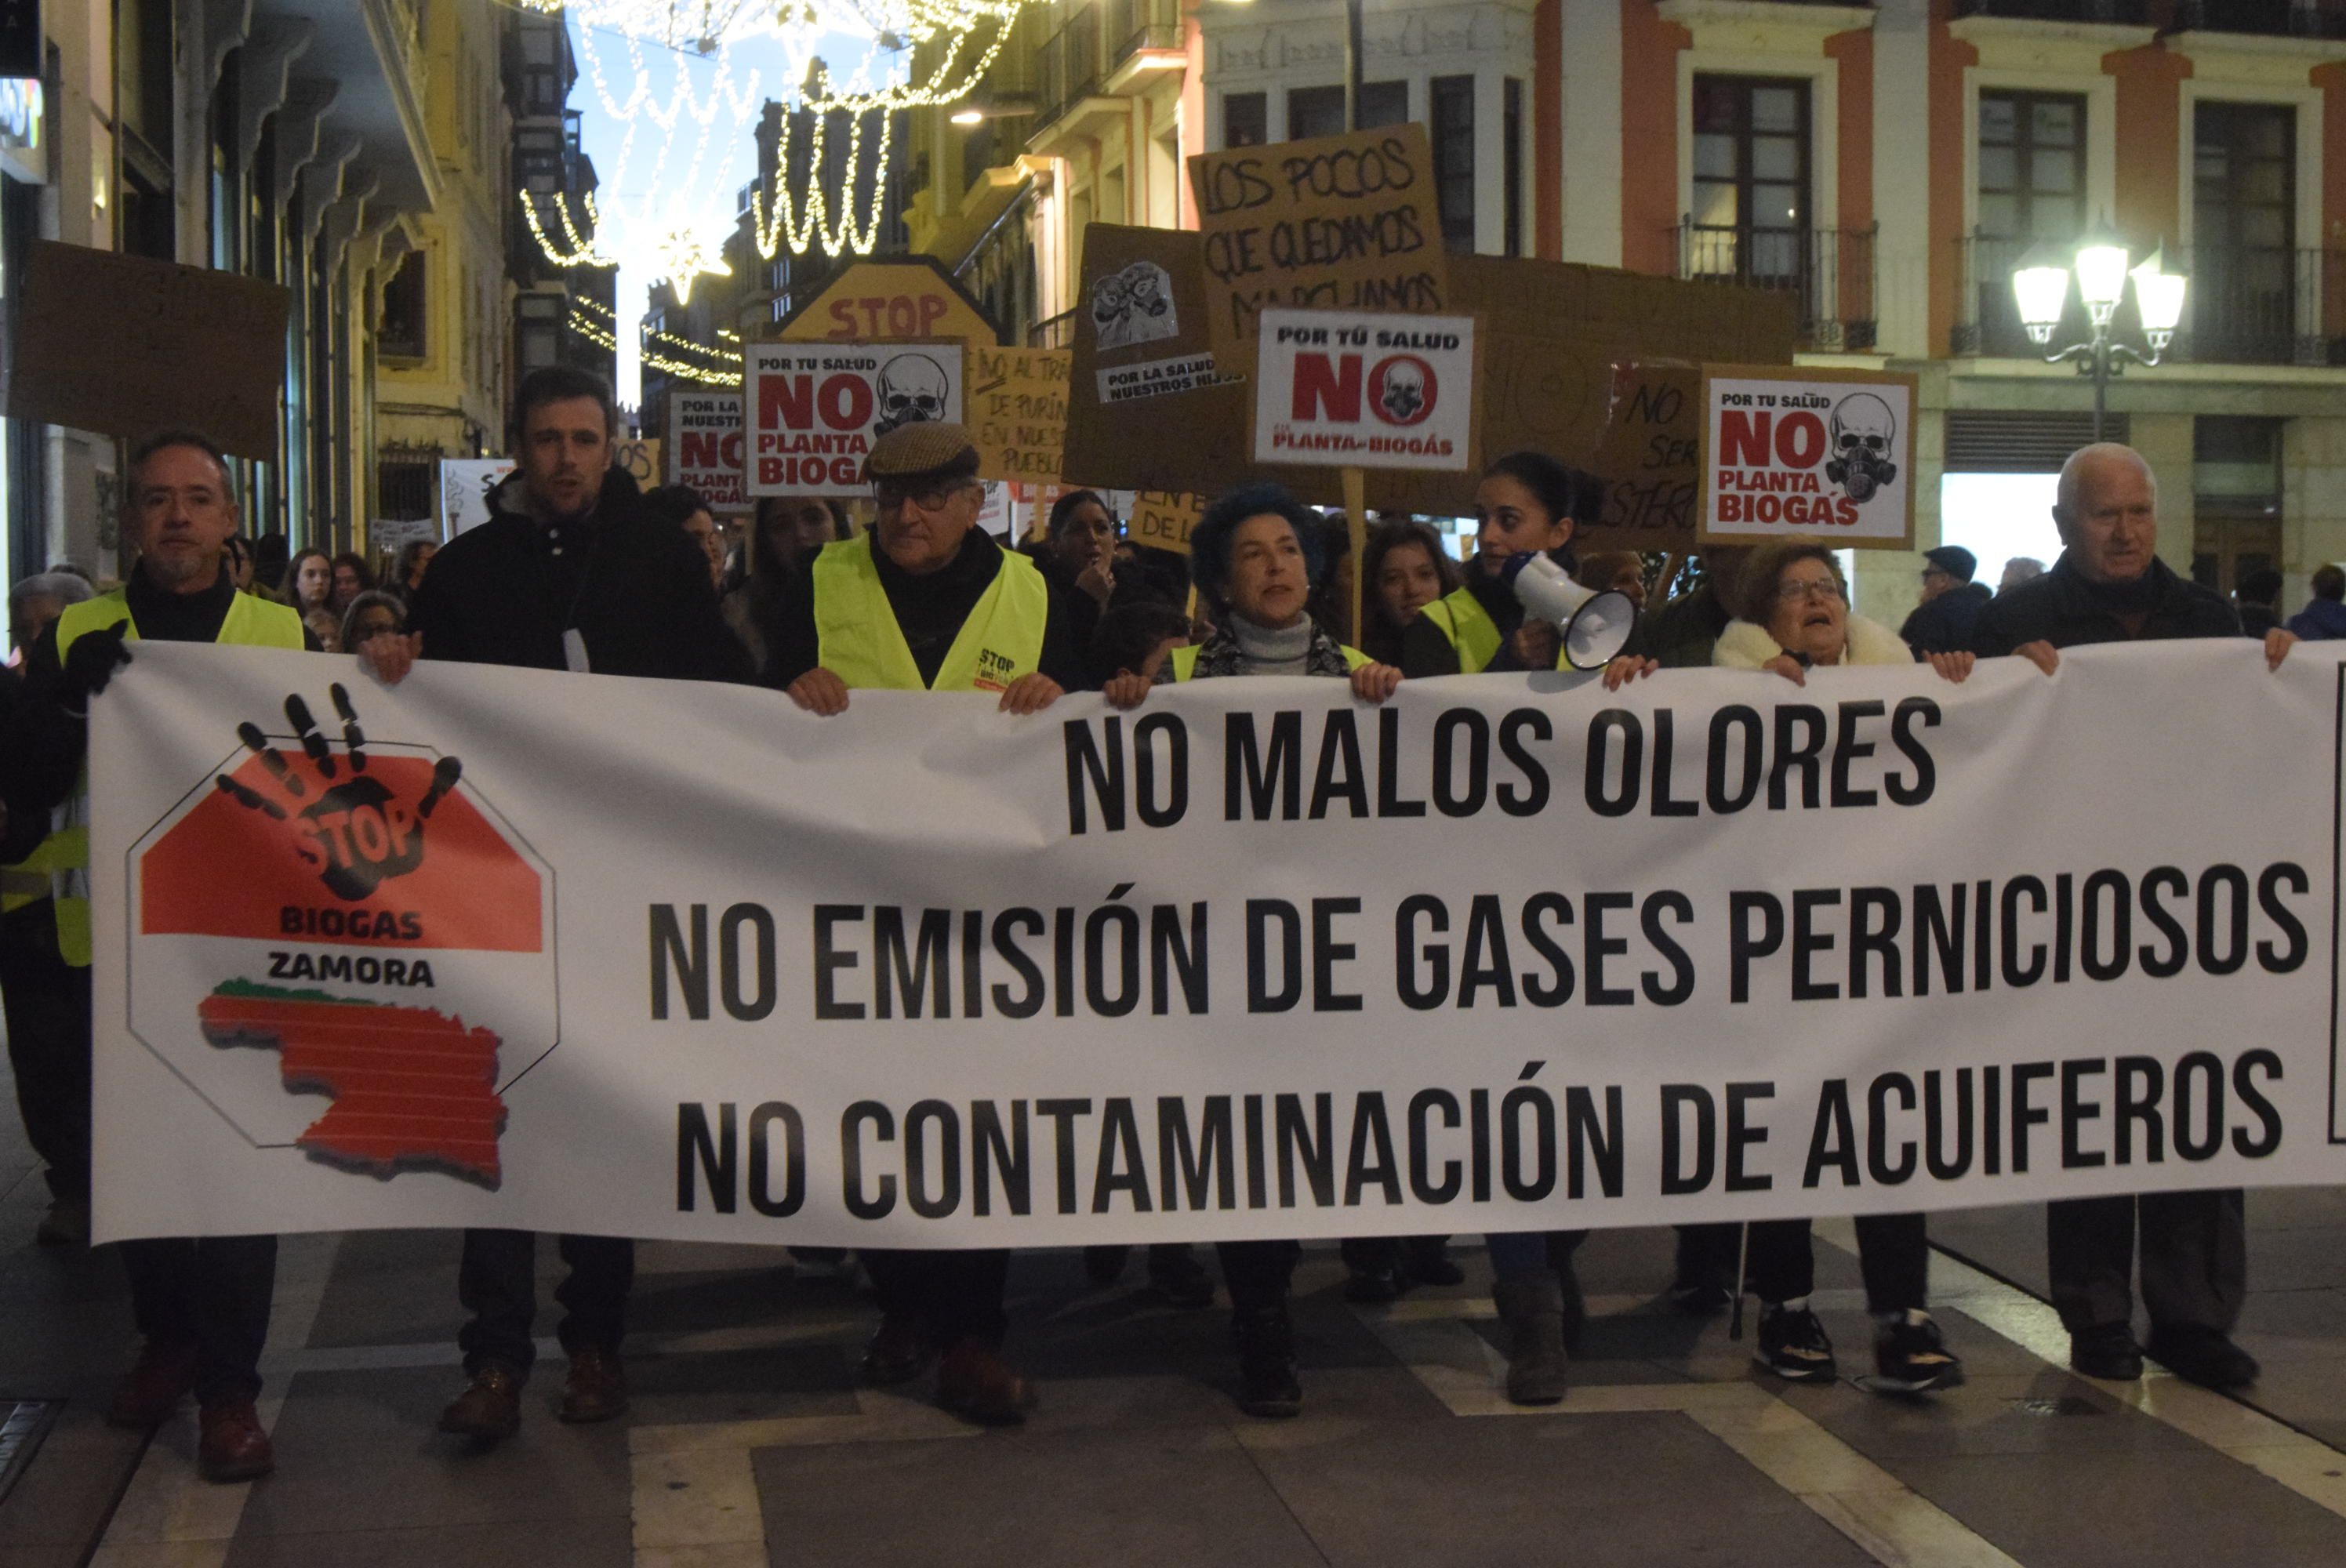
[
  {"xmin": 2181, "ymin": 246, "xmax": 2346, "ymax": 365},
  {"xmin": 1035, "ymin": 6, "xmax": 1104, "ymax": 132},
  {"xmin": 1107, "ymin": 0, "xmax": 1182, "ymax": 60},
  {"xmin": 1028, "ymin": 0, "xmax": 1182, "ymax": 147},
  {"xmin": 1953, "ymin": 232, "xmax": 2346, "ymax": 365},
  {"xmin": 2174, "ymin": 0, "xmax": 2346, "ymax": 38},
  {"xmin": 1676, "ymin": 220, "xmax": 1877, "ymax": 351},
  {"xmin": 1029, "ymin": 308, "xmax": 1079, "ymax": 350},
  {"xmin": 1952, "ymin": 0, "xmax": 2149, "ymax": 20}
]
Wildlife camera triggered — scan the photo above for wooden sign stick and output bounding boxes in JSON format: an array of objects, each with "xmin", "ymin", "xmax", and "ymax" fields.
[{"xmin": 1342, "ymin": 466, "xmax": 1368, "ymax": 650}]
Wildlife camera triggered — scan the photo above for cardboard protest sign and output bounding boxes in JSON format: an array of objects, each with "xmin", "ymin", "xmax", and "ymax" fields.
[
  {"xmin": 669, "ymin": 392, "xmax": 750, "ymax": 512},
  {"xmin": 1127, "ymin": 492, "xmax": 1206, "ymax": 555},
  {"xmin": 1697, "ymin": 365, "xmax": 1916, "ymax": 550},
  {"xmin": 612, "ymin": 437, "xmax": 660, "ymax": 491},
  {"xmin": 775, "ymin": 258, "xmax": 1000, "ymax": 346},
  {"xmin": 1061, "ymin": 224, "xmax": 1335, "ymax": 504},
  {"xmin": 744, "ymin": 341, "xmax": 965, "ymax": 497},
  {"xmin": 1063, "ymin": 236, "xmax": 1796, "ymax": 530},
  {"xmin": 1252, "ymin": 308, "xmax": 1476, "ymax": 473},
  {"xmin": 968, "ymin": 345, "xmax": 1069, "ymax": 485},
  {"xmin": 1188, "ymin": 125, "xmax": 1449, "ymax": 375},
  {"xmin": 7, "ymin": 241, "xmax": 291, "ymax": 459}
]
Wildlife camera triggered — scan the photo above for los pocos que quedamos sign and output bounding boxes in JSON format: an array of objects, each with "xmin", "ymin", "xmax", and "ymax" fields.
[
  {"xmin": 1251, "ymin": 307, "xmax": 1477, "ymax": 471},
  {"xmin": 1698, "ymin": 365, "xmax": 1917, "ymax": 550}
]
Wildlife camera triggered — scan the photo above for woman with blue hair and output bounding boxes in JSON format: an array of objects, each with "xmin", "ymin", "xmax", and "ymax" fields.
[{"xmin": 1103, "ymin": 483, "xmax": 1400, "ymax": 1417}]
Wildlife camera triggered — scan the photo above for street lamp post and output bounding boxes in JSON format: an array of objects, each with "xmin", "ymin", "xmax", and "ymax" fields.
[{"xmin": 2010, "ymin": 223, "xmax": 2189, "ymax": 443}]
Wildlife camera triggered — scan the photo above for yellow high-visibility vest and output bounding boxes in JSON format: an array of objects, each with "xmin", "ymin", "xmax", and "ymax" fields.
[
  {"xmin": 811, "ymin": 534, "xmax": 1048, "ymax": 693},
  {"xmin": 0, "ymin": 825, "xmax": 77, "ymax": 916},
  {"xmin": 1417, "ymin": 587, "xmax": 1505, "ymax": 674},
  {"xmin": 49, "ymin": 586, "xmax": 306, "ymax": 967}
]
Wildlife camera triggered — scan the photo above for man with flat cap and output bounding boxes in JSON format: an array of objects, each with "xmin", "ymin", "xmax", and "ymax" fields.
[
  {"xmin": 764, "ymin": 420, "xmax": 1082, "ymax": 1425},
  {"xmin": 1899, "ymin": 546, "xmax": 1992, "ymax": 655}
]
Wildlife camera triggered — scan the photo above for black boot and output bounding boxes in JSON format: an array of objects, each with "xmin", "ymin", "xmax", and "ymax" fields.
[
  {"xmin": 1402, "ymin": 1236, "xmax": 1465, "ymax": 1287},
  {"xmin": 1491, "ymin": 1277, "xmax": 1568, "ymax": 1406},
  {"xmin": 1146, "ymin": 1243, "xmax": 1216, "ymax": 1309},
  {"xmin": 1232, "ymin": 1306, "xmax": 1302, "ymax": 1418}
]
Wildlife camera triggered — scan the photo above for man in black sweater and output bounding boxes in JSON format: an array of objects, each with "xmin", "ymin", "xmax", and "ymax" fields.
[
  {"xmin": 365, "ymin": 367, "xmax": 743, "ymax": 1446},
  {"xmin": 1970, "ymin": 442, "xmax": 2293, "ymax": 1393}
]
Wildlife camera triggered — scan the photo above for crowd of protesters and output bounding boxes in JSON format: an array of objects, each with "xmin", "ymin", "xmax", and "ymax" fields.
[{"xmin": 0, "ymin": 363, "xmax": 2312, "ymax": 1480}]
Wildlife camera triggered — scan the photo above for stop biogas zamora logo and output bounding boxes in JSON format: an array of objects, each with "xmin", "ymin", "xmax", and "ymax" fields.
[{"xmin": 126, "ymin": 685, "xmax": 555, "ymax": 1189}]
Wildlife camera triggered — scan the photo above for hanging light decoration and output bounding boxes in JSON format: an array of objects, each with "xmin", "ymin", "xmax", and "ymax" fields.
[
  {"xmin": 518, "ymin": 0, "xmax": 1026, "ymax": 295},
  {"xmin": 568, "ymin": 296, "xmax": 747, "ymax": 387}
]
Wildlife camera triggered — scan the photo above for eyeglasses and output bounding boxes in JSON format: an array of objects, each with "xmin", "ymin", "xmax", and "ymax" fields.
[
  {"xmin": 888, "ymin": 481, "xmax": 980, "ymax": 512},
  {"xmin": 1777, "ymin": 578, "xmax": 1846, "ymax": 603}
]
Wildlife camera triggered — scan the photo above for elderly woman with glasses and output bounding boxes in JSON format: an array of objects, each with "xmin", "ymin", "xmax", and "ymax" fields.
[
  {"xmin": 1713, "ymin": 539, "xmax": 1973, "ymax": 685},
  {"xmin": 1707, "ymin": 535, "xmax": 1973, "ymax": 1396}
]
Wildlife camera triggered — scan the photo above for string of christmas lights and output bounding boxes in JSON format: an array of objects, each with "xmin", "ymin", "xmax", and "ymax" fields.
[
  {"xmin": 567, "ymin": 295, "xmax": 745, "ymax": 386},
  {"xmin": 518, "ymin": 0, "xmax": 1025, "ymax": 295}
]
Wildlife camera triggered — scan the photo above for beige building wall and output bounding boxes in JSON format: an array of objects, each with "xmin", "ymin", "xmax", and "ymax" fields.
[{"xmin": 373, "ymin": 0, "xmax": 514, "ymax": 498}]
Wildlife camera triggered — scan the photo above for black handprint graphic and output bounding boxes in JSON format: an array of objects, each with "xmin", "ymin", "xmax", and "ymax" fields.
[{"xmin": 213, "ymin": 684, "xmax": 463, "ymax": 901}]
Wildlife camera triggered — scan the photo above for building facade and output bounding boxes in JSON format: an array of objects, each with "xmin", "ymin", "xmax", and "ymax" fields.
[
  {"xmin": 902, "ymin": 0, "xmax": 2346, "ymax": 626},
  {"xmin": 0, "ymin": 0, "xmax": 594, "ymax": 590}
]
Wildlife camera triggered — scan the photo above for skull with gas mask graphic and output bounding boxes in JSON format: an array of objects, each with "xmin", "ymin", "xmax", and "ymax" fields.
[
  {"xmin": 873, "ymin": 353, "xmax": 950, "ymax": 437},
  {"xmin": 1375, "ymin": 356, "xmax": 1432, "ymax": 425},
  {"xmin": 1825, "ymin": 392, "xmax": 1899, "ymax": 504}
]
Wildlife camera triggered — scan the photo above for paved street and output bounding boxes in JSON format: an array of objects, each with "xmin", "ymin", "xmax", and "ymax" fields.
[{"xmin": 8, "ymin": 1081, "xmax": 2346, "ymax": 1567}]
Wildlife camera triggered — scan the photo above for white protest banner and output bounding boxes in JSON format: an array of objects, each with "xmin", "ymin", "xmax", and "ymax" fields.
[
  {"xmin": 438, "ymin": 459, "xmax": 514, "ymax": 535},
  {"xmin": 1699, "ymin": 365, "xmax": 1917, "ymax": 549},
  {"xmin": 92, "ymin": 642, "xmax": 2346, "ymax": 1246},
  {"xmin": 367, "ymin": 517, "xmax": 442, "ymax": 557},
  {"xmin": 975, "ymin": 480, "xmax": 1011, "ymax": 539},
  {"xmin": 1253, "ymin": 307, "xmax": 1476, "ymax": 470},
  {"xmin": 670, "ymin": 391, "xmax": 750, "ymax": 512},
  {"xmin": 745, "ymin": 340, "xmax": 965, "ymax": 497}
]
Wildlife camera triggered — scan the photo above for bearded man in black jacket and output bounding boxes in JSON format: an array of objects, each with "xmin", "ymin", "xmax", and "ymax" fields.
[{"xmin": 364, "ymin": 366, "xmax": 744, "ymax": 1446}]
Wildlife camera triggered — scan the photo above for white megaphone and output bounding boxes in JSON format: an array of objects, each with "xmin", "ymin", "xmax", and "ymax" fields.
[{"xmin": 1502, "ymin": 553, "xmax": 1640, "ymax": 670}]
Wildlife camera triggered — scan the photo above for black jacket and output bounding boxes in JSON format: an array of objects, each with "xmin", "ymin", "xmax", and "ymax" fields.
[
  {"xmin": 408, "ymin": 468, "xmax": 747, "ymax": 681},
  {"xmin": 1629, "ymin": 579, "xmax": 1734, "ymax": 670},
  {"xmin": 1900, "ymin": 581, "xmax": 1992, "ymax": 655},
  {"xmin": 1968, "ymin": 553, "xmax": 2239, "ymax": 655}
]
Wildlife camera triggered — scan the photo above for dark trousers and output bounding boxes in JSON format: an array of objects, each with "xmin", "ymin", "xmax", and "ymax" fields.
[
  {"xmin": 1215, "ymin": 1240, "xmax": 1300, "ymax": 1314},
  {"xmin": 457, "ymin": 1229, "xmax": 634, "ymax": 1376},
  {"xmin": 1338, "ymin": 1236, "xmax": 1446, "ymax": 1272},
  {"xmin": 862, "ymin": 1249, "xmax": 1011, "ymax": 1348},
  {"xmin": 0, "ymin": 922, "xmax": 89, "ymax": 1202},
  {"xmin": 2046, "ymin": 1189, "xmax": 2246, "ymax": 1335},
  {"xmin": 121, "ymin": 1234, "xmax": 277, "ymax": 1406},
  {"xmin": 1674, "ymin": 1223, "xmax": 1740, "ymax": 1290},
  {"xmin": 1485, "ymin": 1229, "xmax": 1587, "ymax": 1283},
  {"xmin": 1747, "ymin": 1214, "xmax": 1930, "ymax": 1315}
]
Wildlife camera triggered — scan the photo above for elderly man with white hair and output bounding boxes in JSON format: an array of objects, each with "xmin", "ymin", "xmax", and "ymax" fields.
[{"xmin": 1970, "ymin": 442, "xmax": 2293, "ymax": 1393}]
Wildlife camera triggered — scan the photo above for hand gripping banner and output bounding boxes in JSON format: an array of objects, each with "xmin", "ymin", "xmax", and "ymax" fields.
[{"xmin": 89, "ymin": 641, "xmax": 2346, "ymax": 1244}]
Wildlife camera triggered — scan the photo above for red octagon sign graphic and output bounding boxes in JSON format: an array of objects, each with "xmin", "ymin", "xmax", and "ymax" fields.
[{"xmin": 126, "ymin": 690, "xmax": 556, "ymax": 1189}]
